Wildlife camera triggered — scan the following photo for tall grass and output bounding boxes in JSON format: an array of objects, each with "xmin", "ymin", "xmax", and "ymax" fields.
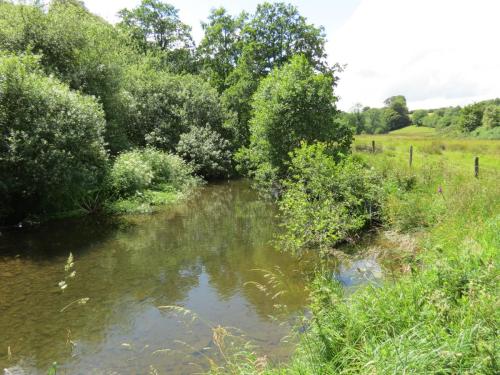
[{"xmin": 217, "ymin": 136, "xmax": 500, "ymax": 374}]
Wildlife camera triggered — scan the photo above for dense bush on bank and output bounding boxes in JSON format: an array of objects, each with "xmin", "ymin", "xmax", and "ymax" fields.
[
  {"xmin": 279, "ymin": 142, "xmax": 383, "ymax": 253},
  {"xmin": 110, "ymin": 148, "xmax": 197, "ymax": 198},
  {"xmin": 0, "ymin": 53, "xmax": 108, "ymax": 224}
]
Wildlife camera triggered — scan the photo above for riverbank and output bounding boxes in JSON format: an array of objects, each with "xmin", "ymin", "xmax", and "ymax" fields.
[{"xmin": 213, "ymin": 136, "xmax": 499, "ymax": 374}]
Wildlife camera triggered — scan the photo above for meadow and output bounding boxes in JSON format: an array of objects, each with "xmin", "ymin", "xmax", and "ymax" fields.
[{"xmin": 211, "ymin": 128, "xmax": 500, "ymax": 374}]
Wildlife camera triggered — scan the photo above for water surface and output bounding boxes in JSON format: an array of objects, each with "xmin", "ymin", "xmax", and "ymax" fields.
[{"xmin": 0, "ymin": 181, "xmax": 313, "ymax": 374}]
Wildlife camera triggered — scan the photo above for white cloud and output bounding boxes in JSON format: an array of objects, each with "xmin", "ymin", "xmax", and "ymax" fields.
[{"xmin": 330, "ymin": 0, "xmax": 500, "ymax": 110}]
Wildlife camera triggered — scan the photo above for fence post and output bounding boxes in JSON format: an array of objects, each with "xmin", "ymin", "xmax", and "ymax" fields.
[
  {"xmin": 475, "ymin": 156, "xmax": 479, "ymax": 178},
  {"xmin": 409, "ymin": 145, "xmax": 413, "ymax": 167},
  {"xmin": 372, "ymin": 140, "xmax": 375, "ymax": 153}
]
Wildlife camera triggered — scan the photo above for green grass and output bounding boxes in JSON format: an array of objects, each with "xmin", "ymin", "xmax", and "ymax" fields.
[
  {"xmin": 389, "ymin": 125, "xmax": 437, "ymax": 137},
  {"xmin": 213, "ymin": 134, "xmax": 500, "ymax": 374}
]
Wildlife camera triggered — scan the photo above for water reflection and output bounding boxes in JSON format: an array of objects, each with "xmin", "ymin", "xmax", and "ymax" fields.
[{"xmin": 0, "ymin": 180, "xmax": 312, "ymax": 374}]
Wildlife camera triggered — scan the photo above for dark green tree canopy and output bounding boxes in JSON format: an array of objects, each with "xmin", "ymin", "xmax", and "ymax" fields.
[{"xmin": 382, "ymin": 95, "xmax": 411, "ymax": 131}]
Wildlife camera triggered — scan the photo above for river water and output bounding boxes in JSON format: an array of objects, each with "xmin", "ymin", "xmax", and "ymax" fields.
[
  {"xmin": 0, "ymin": 180, "xmax": 317, "ymax": 374},
  {"xmin": 0, "ymin": 180, "xmax": 389, "ymax": 374}
]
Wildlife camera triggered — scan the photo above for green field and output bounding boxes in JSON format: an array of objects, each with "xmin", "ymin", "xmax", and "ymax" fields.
[{"xmin": 389, "ymin": 125, "xmax": 437, "ymax": 136}]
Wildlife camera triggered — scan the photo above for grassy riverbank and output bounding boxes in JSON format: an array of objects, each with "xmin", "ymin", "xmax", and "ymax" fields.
[{"xmin": 213, "ymin": 133, "xmax": 500, "ymax": 374}]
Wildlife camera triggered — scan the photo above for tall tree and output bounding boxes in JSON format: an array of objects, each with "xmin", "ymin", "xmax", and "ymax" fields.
[
  {"xmin": 118, "ymin": 0, "xmax": 196, "ymax": 73},
  {"xmin": 241, "ymin": 55, "xmax": 351, "ymax": 182},
  {"xmin": 118, "ymin": 0, "xmax": 193, "ymax": 51},
  {"xmin": 223, "ymin": 2, "xmax": 331, "ymax": 148},
  {"xmin": 198, "ymin": 8, "xmax": 246, "ymax": 93},
  {"xmin": 383, "ymin": 95, "xmax": 411, "ymax": 131}
]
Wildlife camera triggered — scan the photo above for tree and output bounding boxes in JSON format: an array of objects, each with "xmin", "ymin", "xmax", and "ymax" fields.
[
  {"xmin": 279, "ymin": 142, "xmax": 383, "ymax": 253},
  {"xmin": 118, "ymin": 0, "xmax": 196, "ymax": 73},
  {"xmin": 412, "ymin": 109, "xmax": 427, "ymax": 126},
  {"xmin": 383, "ymin": 95, "xmax": 411, "ymax": 131},
  {"xmin": 482, "ymin": 104, "xmax": 499, "ymax": 128},
  {"xmin": 348, "ymin": 103, "xmax": 365, "ymax": 134},
  {"xmin": 176, "ymin": 126, "xmax": 233, "ymax": 179},
  {"xmin": 118, "ymin": 0, "xmax": 193, "ymax": 51},
  {"xmin": 241, "ymin": 2, "xmax": 328, "ymax": 75},
  {"xmin": 459, "ymin": 103, "xmax": 483, "ymax": 132},
  {"xmin": 222, "ymin": 2, "xmax": 330, "ymax": 149},
  {"xmin": 198, "ymin": 8, "xmax": 246, "ymax": 93},
  {"xmin": 241, "ymin": 55, "xmax": 351, "ymax": 184},
  {"xmin": 118, "ymin": 66, "xmax": 234, "ymax": 152}
]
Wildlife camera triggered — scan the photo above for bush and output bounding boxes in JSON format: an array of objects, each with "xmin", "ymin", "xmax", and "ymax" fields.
[
  {"xmin": 110, "ymin": 150, "xmax": 154, "ymax": 197},
  {"xmin": 140, "ymin": 148, "xmax": 196, "ymax": 188},
  {"xmin": 279, "ymin": 142, "xmax": 383, "ymax": 253},
  {"xmin": 0, "ymin": 53, "xmax": 108, "ymax": 224},
  {"xmin": 110, "ymin": 148, "xmax": 196, "ymax": 197},
  {"xmin": 176, "ymin": 126, "xmax": 232, "ymax": 179}
]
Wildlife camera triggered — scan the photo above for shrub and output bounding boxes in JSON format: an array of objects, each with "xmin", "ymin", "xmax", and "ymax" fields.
[
  {"xmin": 279, "ymin": 142, "xmax": 383, "ymax": 254},
  {"xmin": 0, "ymin": 53, "xmax": 108, "ymax": 224},
  {"xmin": 140, "ymin": 148, "xmax": 196, "ymax": 188},
  {"xmin": 176, "ymin": 126, "xmax": 232, "ymax": 179},
  {"xmin": 110, "ymin": 150, "xmax": 154, "ymax": 197},
  {"xmin": 110, "ymin": 148, "xmax": 196, "ymax": 197}
]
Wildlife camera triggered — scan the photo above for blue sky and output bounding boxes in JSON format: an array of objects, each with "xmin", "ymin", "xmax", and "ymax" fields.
[{"xmin": 84, "ymin": 0, "xmax": 500, "ymax": 111}]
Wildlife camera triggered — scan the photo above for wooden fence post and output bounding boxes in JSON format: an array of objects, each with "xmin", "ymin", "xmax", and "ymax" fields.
[
  {"xmin": 372, "ymin": 140, "xmax": 375, "ymax": 153},
  {"xmin": 475, "ymin": 156, "xmax": 479, "ymax": 178},
  {"xmin": 409, "ymin": 145, "xmax": 413, "ymax": 167}
]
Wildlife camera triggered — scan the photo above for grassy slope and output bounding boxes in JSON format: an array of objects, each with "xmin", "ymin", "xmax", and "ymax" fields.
[
  {"xmin": 214, "ymin": 131, "xmax": 500, "ymax": 374},
  {"xmin": 389, "ymin": 125, "xmax": 437, "ymax": 137}
]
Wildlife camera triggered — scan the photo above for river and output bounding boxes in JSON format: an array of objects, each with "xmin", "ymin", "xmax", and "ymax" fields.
[
  {"xmin": 0, "ymin": 180, "xmax": 316, "ymax": 374},
  {"xmin": 0, "ymin": 180, "xmax": 389, "ymax": 374}
]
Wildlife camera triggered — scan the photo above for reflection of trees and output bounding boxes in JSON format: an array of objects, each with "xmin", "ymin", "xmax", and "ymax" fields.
[{"xmin": 0, "ymin": 180, "xmax": 313, "ymax": 372}]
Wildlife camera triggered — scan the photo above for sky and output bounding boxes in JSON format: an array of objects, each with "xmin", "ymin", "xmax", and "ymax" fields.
[{"xmin": 83, "ymin": 0, "xmax": 500, "ymax": 111}]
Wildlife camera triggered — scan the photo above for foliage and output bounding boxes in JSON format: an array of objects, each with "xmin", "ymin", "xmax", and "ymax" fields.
[
  {"xmin": 482, "ymin": 104, "xmax": 500, "ymax": 129},
  {"xmin": 382, "ymin": 95, "xmax": 411, "ymax": 131},
  {"xmin": 344, "ymin": 97, "xmax": 499, "ymax": 138},
  {"xmin": 0, "ymin": 0, "xmax": 139, "ymax": 152},
  {"xmin": 279, "ymin": 143, "xmax": 383, "ymax": 253},
  {"xmin": 117, "ymin": 0, "xmax": 197, "ymax": 74},
  {"xmin": 219, "ymin": 134, "xmax": 500, "ymax": 375},
  {"xmin": 0, "ymin": 53, "xmax": 108, "ymax": 224},
  {"xmin": 198, "ymin": 7, "xmax": 246, "ymax": 93},
  {"xmin": 119, "ymin": 66, "xmax": 234, "ymax": 151},
  {"xmin": 176, "ymin": 126, "xmax": 233, "ymax": 179},
  {"xmin": 459, "ymin": 102, "xmax": 484, "ymax": 132},
  {"xmin": 241, "ymin": 55, "xmax": 351, "ymax": 184},
  {"xmin": 342, "ymin": 95, "xmax": 410, "ymax": 135},
  {"xmin": 110, "ymin": 148, "xmax": 195, "ymax": 198},
  {"xmin": 221, "ymin": 1, "xmax": 332, "ymax": 148},
  {"xmin": 411, "ymin": 109, "xmax": 428, "ymax": 126},
  {"xmin": 275, "ymin": 139, "xmax": 499, "ymax": 374},
  {"xmin": 110, "ymin": 150, "xmax": 154, "ymax": 197}
]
